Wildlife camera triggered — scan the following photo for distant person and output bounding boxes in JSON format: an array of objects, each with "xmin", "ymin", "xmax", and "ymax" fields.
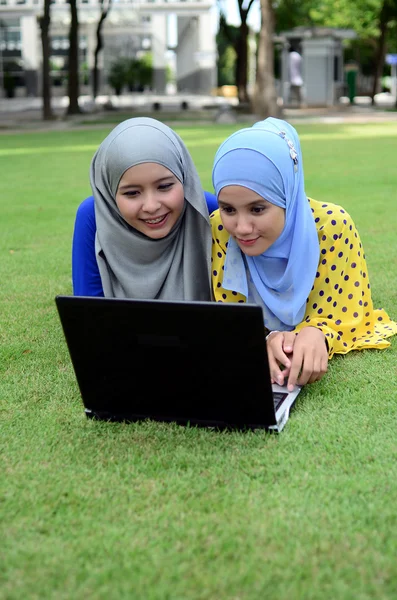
[
  {"xmin": 72, "ymin": 117, "xmax": 217, "ymax": 299},
  {"xmin": 210, "ymin": 117, "xmax": 397, "ymax": 391},
  {"xmin": 344, "ymin": 60, "xmax": 359, "ymax": 104},
  {"xmin": 288, "ymin": 46, "xmax": 303, "ymax": 106}
]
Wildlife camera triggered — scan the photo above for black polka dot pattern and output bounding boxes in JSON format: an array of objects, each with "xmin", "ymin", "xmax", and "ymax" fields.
[{"xmin": 210, "ymin": 199, "xmax": 397, "ymax": 358}]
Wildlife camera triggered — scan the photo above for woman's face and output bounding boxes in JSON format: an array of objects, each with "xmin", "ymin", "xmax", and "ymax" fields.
[
  {"xmin": 115, "ymin": 163, "xmax": 185, "ymax": 239},
  {"xmin": 218, "ymin": 185, "xmax": 285, "ymax": 256}
]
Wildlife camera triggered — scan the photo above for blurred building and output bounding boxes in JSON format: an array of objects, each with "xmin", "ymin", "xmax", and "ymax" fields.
[
  {"xmin": 0, "ymin": 0, "xmax": 217, "ymax": 97},
  {"xmin": 276, "ymin": 26, "xmax": 356, "ymax": 107}
]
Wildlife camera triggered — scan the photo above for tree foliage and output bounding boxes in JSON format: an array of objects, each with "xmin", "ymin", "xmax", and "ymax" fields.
[
  {"xmin": 273, "ymin": 0, "xmax": 314, "ymax": 33},
  {"xmin": 306, "ymin": 0, "xmax": 386, "ymax": 39},
  {"xmin": 216, "ymin": 16, "xmax": 239, "ymax": 86},
  {"xmin": 107, "ymin": 55, "xmax": 154, "ymax": 95},
  {"xmin": 217, "ymin": 0, "xmax": 256, "ymax": 103},
  {"xmin": 273, "ymin": 0, "xmax": 397, "ymax": 102},
  {"xmin": 295, "ymin": 0, "xmax": 397, "ymax": 99},
  {"xmin": 218, "ymin": 45, "xmax": 237, "ymax": 86}
]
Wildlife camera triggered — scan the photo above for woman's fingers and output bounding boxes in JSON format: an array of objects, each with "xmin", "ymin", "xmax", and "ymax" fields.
[
  {"xmin": 287, "ymin": 327, "xmax": 328, "ymax": 390},
  {"xmin": 268, "ymin": 327, "xmax": 328, "ymax": 391},
  {"xmin": 282, "ymin": 331, "xmax": 297, "ymax": 354},
  {"xmin": 267, "ymin": 332, "xmax": 291, "ymax": 385}
]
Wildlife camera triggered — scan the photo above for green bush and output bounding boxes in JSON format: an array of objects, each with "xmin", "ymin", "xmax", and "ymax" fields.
[
  {"xmin": 107, "ymin": 57, "xmax": 129, "ymax": 95},
  {"xmin": 108, "ymin": 54, "xmax": 154, "ymax": 94}
]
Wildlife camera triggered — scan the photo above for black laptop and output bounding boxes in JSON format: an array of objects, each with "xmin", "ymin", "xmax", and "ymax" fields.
[{"xmin": 55, "ymin": 296, "xmax": 301, "ymax": 432}]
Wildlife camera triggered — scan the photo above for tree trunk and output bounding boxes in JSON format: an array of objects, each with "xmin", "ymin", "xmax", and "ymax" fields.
[
  {"xmin": 371, "ymin": 0, "xmax": 389, "ymax": 104},
  {"xmin": 39, "ymin": 0, "xmax": 54, "ymax": 120},
  {"xmin": 236, "ymin": 20, "xmax": 249, "ymax": 104},
  {"xmin": 251, "ymin": 0, "xmax": 280, "ymax": 118},
  {"xmin": 234, "ymin": 0, "xmax": 256, "ymax": 105},
  {"xmin": 93, "ymin": 0, "xmax": 112, "ymax": 99},
  {"xmin": 67, "ymin": 0, "xmax": 81, "ymax": 115}
]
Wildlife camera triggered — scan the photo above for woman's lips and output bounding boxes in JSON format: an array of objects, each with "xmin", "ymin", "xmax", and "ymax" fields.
[{"xmin": 237, "ymin": 237, "xmax": 259, "ymax": 247}]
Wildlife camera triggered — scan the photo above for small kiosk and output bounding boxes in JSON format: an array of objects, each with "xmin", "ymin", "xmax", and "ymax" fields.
[{"xmin": 278, "ymin": 26, "xmax": 356, "ymax": 107}]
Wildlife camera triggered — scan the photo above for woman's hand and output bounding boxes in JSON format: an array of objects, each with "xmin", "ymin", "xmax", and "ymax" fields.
[{"xmin": 266, "ymin": 327, "xmax": 328, "ymax": 391}]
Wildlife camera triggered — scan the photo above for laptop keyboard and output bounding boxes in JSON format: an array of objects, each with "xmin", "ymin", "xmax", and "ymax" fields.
[{"xmin": 273, "ymin": 391, "xmax": 288, "ymax": 412}]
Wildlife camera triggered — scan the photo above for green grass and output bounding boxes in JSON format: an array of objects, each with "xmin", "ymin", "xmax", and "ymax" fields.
[{"xmin": 1, "ymin": 120, "xmax": 397, "ymax": 600}]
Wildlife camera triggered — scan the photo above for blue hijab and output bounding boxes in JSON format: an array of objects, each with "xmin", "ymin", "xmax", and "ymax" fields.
[{"xmin": 212, "ymin": 117, "xmax": 320, "ymax": 331}]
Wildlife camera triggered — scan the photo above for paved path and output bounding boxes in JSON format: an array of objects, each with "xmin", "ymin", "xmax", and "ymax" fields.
[{"xmin": 1, "ymin": 94, "xmax": 397, "ymax": 132}]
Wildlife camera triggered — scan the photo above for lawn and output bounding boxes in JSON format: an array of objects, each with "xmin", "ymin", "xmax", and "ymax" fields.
[{"xmin": 1, "ymin": 119, "xmax": 397, "ymax": 600}]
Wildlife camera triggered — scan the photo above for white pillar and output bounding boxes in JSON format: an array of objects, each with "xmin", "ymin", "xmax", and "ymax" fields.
[
  {"xmin": 194, "ymin": 11, "xmax": 217, "ymax": 92},
  {"xmin": 86, "ymin": 23, "xmax": 97, "ymax": 71},
  {"xmin": 176, "ymin": 12, "xmax": 216, "ymax": 93},
  {"xmin": 21, "ymin": 15, "xmax": 39, "ymax": 96},
  {"xmin": 176, "ymin": 15, "xmax": 197, "ymax": 91},
  {"xmin": 151, "ymin": 13, "xmax": 167, "ymax": 93}
]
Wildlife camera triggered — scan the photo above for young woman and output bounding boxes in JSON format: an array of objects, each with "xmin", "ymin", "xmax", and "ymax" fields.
[
  {"xmin": 72, "ymin": 117, "xmax": 216, "ymax": 300},
  {"xmin": 211, "ymin": 117, "xmax": 397, "ymax": 391}
]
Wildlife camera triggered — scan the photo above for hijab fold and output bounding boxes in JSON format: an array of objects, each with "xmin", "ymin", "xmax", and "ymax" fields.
[
  {"xmin": 212, "ymin": 117, "xmax": 320, "ymax": 330},
  {"xmin": 91, "ymin": 117, "xmax": 212, "ymax": 301}
]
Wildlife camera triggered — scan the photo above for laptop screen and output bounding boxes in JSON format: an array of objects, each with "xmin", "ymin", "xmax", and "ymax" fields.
[{"xmin": 55, "ymin": 296, "xmax": 278, "ymax": 428}]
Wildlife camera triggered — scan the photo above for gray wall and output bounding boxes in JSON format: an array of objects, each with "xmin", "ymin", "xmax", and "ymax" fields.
[{"xmin": 177, "ymin": 68, "xmax": 216, "ymax": 94}]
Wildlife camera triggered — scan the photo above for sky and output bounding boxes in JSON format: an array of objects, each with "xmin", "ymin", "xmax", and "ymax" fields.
[
  {"xmin": 218, "ymin": 0, "xmax": 260, "ymax": 31},
  {"xmin": 168, "ymin": 0, "xmax": 260, "ymax": 47}
]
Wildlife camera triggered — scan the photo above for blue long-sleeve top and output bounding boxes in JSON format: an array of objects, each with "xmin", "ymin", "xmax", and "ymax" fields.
[{"xmin": 72, "ymin": 192, "xmax": 218, "ymax": 296}]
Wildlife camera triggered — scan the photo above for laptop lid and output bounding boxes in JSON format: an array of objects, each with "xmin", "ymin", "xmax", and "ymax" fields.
[{"xmin": 55, "ymin": 296, "xmax": 280, "ymax": 429}]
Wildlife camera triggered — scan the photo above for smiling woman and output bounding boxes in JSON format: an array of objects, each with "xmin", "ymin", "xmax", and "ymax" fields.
[
  {"xmin": 114, "ymin": 162, "xmax": 185, "ymax": 239},
  {"xmin": 72, "ymin": 117, "xmax": 218, "ymax": 300},
  {"xmin": 217, "ymin": 187, "xmax": 286, "ymax": 255},
  {"xmin": 211, "ymin": 117, "xmax": 397, "ymax": 392}
]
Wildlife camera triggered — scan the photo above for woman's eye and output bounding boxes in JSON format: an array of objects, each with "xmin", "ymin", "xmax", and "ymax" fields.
[
  {"xmin": 220, "ymin": 206, "xmax": 235, "ymax": 214},
  {"xmin": 123, "ymin": 190, "xmax": 139, "ymax": 197},
  {"xmin": 252, "ymin": 206, "xmax": 265, "ymax": 214},
  {"xmin": 159, "ymin": 183, "xmax": 173, "ymax": 191}
]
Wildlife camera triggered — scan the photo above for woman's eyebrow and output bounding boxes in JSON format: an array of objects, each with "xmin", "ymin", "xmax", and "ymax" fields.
[
  {"xmin": 218, "ymin": 199, "xmax": 267, "ymax": 206},
  {"xmin": 154, "ymin": 176, "xmax": 175, "ymax": 183},
  {"xmin": 118, "ymin": 183, "xmax": 139, "ymax": 191},
  {"xmin": 118, "ymin": 176, "xmax": 175, "ymax": 191}
]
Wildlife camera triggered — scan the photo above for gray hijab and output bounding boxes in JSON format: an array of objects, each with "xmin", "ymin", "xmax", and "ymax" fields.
[{"xmin": 90, "ymin": 117, "xmax": 212, "ymax": 300}]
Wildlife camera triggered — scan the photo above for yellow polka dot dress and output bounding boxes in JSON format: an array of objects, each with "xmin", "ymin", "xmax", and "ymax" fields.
[{"xmin": 210, "ymin": 199, "xmax": 397, "ymax": 358}]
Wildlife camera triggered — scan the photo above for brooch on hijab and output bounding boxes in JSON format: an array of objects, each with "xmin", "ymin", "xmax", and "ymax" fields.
[{"xmin": 279, "ymin": 131, "xmax": 298, "ymax": 173}]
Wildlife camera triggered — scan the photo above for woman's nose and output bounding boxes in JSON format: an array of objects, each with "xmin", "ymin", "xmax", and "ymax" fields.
[
  {"xmin": 142, "ymin": 194, "xmax": 161, "ymax": 213},
  {"xmin": 235, "ymin": 216, "xmax": 253, "ymax": 235}
]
